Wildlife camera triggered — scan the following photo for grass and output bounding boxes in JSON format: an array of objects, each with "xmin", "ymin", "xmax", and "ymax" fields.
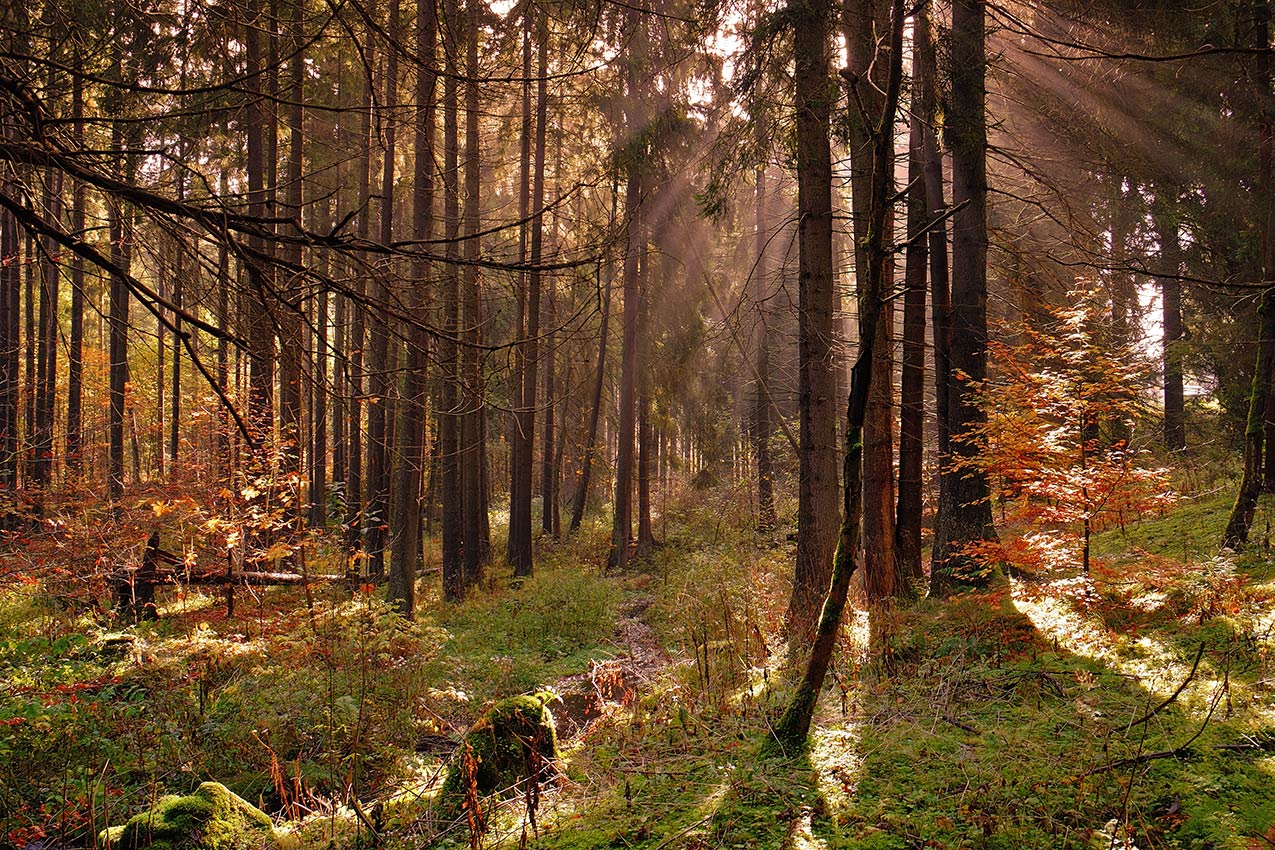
[{"xmin": 3, "ymin": 477, "xmax": 1275, "ymax": 850}]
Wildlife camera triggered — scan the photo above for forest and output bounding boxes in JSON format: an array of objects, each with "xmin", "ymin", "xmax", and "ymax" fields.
[{"xmin": 2, "ymin": 0, "xmax": 1275, "ymax": 846}]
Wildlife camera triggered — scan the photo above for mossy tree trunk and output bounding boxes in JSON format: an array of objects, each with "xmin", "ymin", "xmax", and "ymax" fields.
[
  {"xmin": 776, "ymin": 0, "xmax": 905, "ymax": 750},
  {"xmin": 1225, "ymin": 289, "xmax": 1275, "ymax": 548},
  {"xmin": 1225, "ymin": 3, "xmax": 1275, "ymax": 548}
]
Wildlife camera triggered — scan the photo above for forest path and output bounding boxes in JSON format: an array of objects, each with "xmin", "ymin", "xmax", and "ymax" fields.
[{"xmin": 549, "ymin": 591, "xmax": 670, "ymax": 740}]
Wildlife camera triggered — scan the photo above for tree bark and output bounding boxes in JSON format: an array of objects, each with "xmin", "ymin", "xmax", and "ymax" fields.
[
  {"xmin": 507, "ymin": 6, "xmax": 534, "ymax": 574},
  {"xmin": 389, "ymin": 0, "xmax": 437, "ymax": 615},
  {"xmin": 896, "ymin": 100, "xmax": 928, "ymax": 588},
  {"xmin": 107, "ymin": 36, "xmax": 132, "ymax": 502},
  {"xmin": 569, "ymin": 211, "xmax": 614, "ymax": 534},
  {"xmin": 785, "ymin": 0, "xmax": 840, "ymax": 633},
  {"xmin": 776, "ymin": 0, "xmax": 905, "ymax": 748},
  {"xmin": 510, "ymin": 15, "xmax": 549, "ymax": 573},
  {"xmin": 439, "ymin": 0, "xmax": 464, "ymax": 601},
  {"xmin": 1154, "ymin": 189, "xmax": 1185, "ymax": 452},
  {"xmin": 930, "ymin": 0, "xmax": 998, "ymax": 594},
  {"xmin": 278, "ymin": 0, "xmax": 306, "ymax": 481},
  {"xmin": 367, "ymin": 0, "xmax": 401, "ymax": 579},
  {"xmin": 609, "ymin": 12, "xmax": 645, "ymax": 571},
  {"xmin": 844, "ymin": 0, "xmax": 898, "ymax": 602},
  {"xmin": 460, "ymin": 0, "xmax": 485, "ymax": 590},
  {"xmin": 752, "ymin": 143, "xmax": 777, "ymax": 532},
  {"xmin": 1225, "ymin": 0, "xmax": 1274, "ymax": 546},
  {"xmin": 918, "ymin": 8, "xmax": 951, "ymax": 487},
  {"xmin": 244, "ymin": 0, "xmax": 275, "ymax": 456},
  {"xmin": 33, "ymin": 170, "xmax": 60, "ymax": 486},
  {"xmin": 66, "ymin": 56, "xmax": 85, "ymax": 477}
]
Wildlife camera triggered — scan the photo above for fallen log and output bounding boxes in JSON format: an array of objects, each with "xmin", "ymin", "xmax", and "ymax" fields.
[
  {"xmin": 121, "ymin": 567, "xmax": 346, "ymax": 586},
  {"xmin": 114, "ymin": 530, "xmax": 344, "ymax": 621}
]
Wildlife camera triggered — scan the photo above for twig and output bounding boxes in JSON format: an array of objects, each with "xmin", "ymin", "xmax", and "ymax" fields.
[
  {"xmin": 647, "ymin": 814, "xmax": 713, "ymax": 850},
  {"xmin": 1124, "ymin": 642, "xmax": 1206, "ymax": 731},
  {"xmin": 1089, "ymin": 663, "xmax": 1228, "ymax": 776},
  {"xmin": 941, "ymin": 713, "xmax": 980, "ymax": 734}
]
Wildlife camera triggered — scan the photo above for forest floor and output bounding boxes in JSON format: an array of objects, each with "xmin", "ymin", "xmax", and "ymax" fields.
[{"xmin": 3, "ymin": 476, "xmax": 1275, "ymax": 849}]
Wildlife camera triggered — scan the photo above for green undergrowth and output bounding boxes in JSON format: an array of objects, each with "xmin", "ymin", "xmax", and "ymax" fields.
[
  {"xmin": 5, "ymin": 483, "xmax": 1275, "ymax": 850},
  {"xmin": 0, "ymin": 519, "xmax": 620, "ymax": 849},
  {"xmin": 489, "ymin": 489, "xmax": 1275, "ymax": 849}
]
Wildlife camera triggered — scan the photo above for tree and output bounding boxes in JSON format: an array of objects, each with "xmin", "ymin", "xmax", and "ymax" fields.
[
  {"xmin": 388, "ymin": 0, "xmax": 438, "ymax": 616},
  {"xmin": 966, "ymin": 293, "xmax": 1175, "ymax": 576},
  {"xmin": 776, "ymin": 0, "xmax": 906, "ymax": 748},
  {"xmin": 1154, "ymin": 187, "xmax": 1186, "ymax": 452},
  {"xmin": 931, "ymin": 0, "xmax": 998, "ymax": 593},
  {"xmin": 785, "ymin": 0, "xmax": 839, "ymax": 633},
  {"xmin": 1224, "ymin": 0, "xmax": 1274, "ymax": 550},
  {"xmin": 844, "ymin": 0, "xmax": 900, "ymax": 602},
  {"xmin": 752, "ymin": 136, "xmax": 777, "ymax": 532},
  {"xmin": 896, "ymin": 68, "xmax": 928, "ymax": 588},
  {"xmin": 508, "ymin": 9, "xmax": 550, "ymax": 573},
  {"xmin": 439, "ymin": 0, "xmax": 464, "ymax": 601},
  {"xmin": 608, "ymin": 7, "xmax": 647, "ymax": 572},
  {"xmin": 459, "ymin": 0, "xmax": 487, "ymax": 589}
]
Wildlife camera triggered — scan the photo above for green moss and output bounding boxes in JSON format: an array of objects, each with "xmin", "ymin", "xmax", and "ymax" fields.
[
  {"xmin": 112, "ymin": 782, "xmax": 276, "ymax": 850},
  {"xmin": 441, "ymin": 694, "xmax": 558, "ymax": 799}
]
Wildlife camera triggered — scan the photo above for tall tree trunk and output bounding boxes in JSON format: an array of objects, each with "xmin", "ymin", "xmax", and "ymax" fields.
[
  {"xmin": 636, "ymin": 237, "xmax": 656, "ymax": 552},
  {"xmin": 66, "ymin": 57, "xmax": 86, "ymax": 478},
  {"xmin": 346, "ymin": 6, "xmax": 376, "ymax": 565},
  {"xmin": 1261, "ymin": 3, "xmax": 1275, "ymax": 491},
  {"xmin": 215, "ymin": 175, "xmax": 231, "ymax": 477},
  {"xmin": 389, "ymin": 0, "xmax": 436, "ymax": 615},
  {"xmin": 752, "ymin": 149, "xmax": 777, "ymax": 533},
  {"xmin": 107, "ymin": 37, "xmax": 132, "ymax": 501},
  {"xmin": 278, "ymin": 0, "xmax": 305, "ymax": 480},
  {"xmin": 23, "ymin": 234, "xmax": 34, "ymax": 483},
  {"xmin": 509, "ymin": 10, "xmax": 547, "ymax": 575},
  {"xmin": 777, "ymin": 0, "xmax": 905, "ymax": 748},
  {"xmin": 608, "ymin": 148, "xmax": 641, "ymax": 571},
  {"xmin": 507, "ymin": 6, "xmax": 534, "ymax": 573},
  {"xmin": 1226, "ymin": 291, "xmax": 1275, "ymax": 548},
  {"xmin": 609, "ymin": 11, "xmax": 645, "ymax": 571},
  {"xmin": 1155, "ymin": 189, "xmax": 1185, "ymax": 452},
  {"xmin": 1225, "ymin": 1, "xmax": 1274, "ymax": 546},
  {"xmin": 785, "ymin": 0, "xmax": 840, "ymax": 633},
  {"xmin": 541, "ymin": 266, "xmax": 557, "ymax": 536},
  {"xmin": 439, "ymin": 0, "xmax": 464, "ymax": 600},
  {"xmin": 930, "ymin": 0, "xmax": 997, "ymax": 593},
  {"xmin": 460, "ymin": 0, "xmax": 485, "ymax": 589},
  {"xmin": 896, "ymin": 100, "xmax": 927, "ymax": 587},
  {"xmin": 156, "ymin": 272, "xmax": 166, "ymax": 478},
  {"xmin": 34, "ymin": 171, "xmax": 60, "ymax": 487},
  {"xmin": 918, "ymin": 7, "xmax": 952, "ymax": 568},
  {"xmin": 844, "ymin": 0, "xmax": 898, "ymax": 602},
  {"xmin": 311, "ymin": 280, "xmax": 329, "ymax": 526},
  {"xmin": 367, "ymin": 0, "xmax": 400, "ymax": 579},
  {"xmin": 569, "ymin": 217, "xmax": 613, "ymax": 534},
  {"xmin": 0, "ymin": 194, "xmax": 17, "ymax": 496},
  {"xmin": 169, "ymin": 9, "xmax": 191, "ymax": 474},
  {"xmin": 244, "ymin": 0, "xmax": 275, "ymax": 455}
]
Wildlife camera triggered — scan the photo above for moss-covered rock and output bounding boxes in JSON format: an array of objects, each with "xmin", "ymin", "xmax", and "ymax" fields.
[
  {"xmin": 441, "ymin": 694, "xmax": 558, "ymax": 799},
  {"xmin": 105, "ymin": 782, "xmax": 277, "ymax": 850}
]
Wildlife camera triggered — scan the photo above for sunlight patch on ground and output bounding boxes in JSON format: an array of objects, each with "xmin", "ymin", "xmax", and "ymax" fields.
[
  {"xmin": 808, "ymin": 721, "xmax": 863, "ymax": 817},
  {"xmin": 1012, "ymin": 577, "xmax": 1205, "ymax": 708},
  {"xmin": 780, "ymin": 806, "xmax": 828, "ymax": 850},
  {"xmin": 1012, "ymin": 577, "xmax": 1266, "ymax": 722},
  {"xmin": 805, "ymin": 607, "xmax": 869, "ymax": 820}
]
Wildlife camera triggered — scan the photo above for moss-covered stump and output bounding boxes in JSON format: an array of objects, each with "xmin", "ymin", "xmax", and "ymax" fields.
[
  {"xmin": 441, "ymin": 694, "xmax": 559, "ymax": 800},
  {"xmin": 103, "ymin": 782, "xmax": 278, "ymax": 850}
]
